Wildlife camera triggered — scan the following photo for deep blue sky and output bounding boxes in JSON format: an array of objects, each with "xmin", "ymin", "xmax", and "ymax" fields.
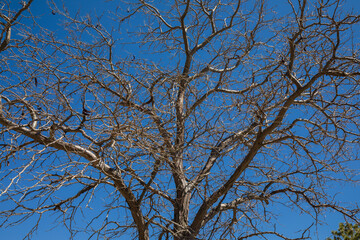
[{"xmin": 1, "ymin": 0, "xmax": 360, "ymax": 239}]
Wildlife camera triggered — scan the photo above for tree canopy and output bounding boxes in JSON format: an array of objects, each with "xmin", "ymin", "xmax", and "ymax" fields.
[
  {"xmin": 1, "ymin": 0, "xmax": 360, "ymax": 239},
  {"xmin": 327, "ymin": 223, "xmax": 360, "ymax": 240}
]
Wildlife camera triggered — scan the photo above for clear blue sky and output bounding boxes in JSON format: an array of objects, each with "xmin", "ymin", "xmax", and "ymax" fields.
[{"xmin": 1, "ymin": 0, "xmax": 360, "ymax": 239}]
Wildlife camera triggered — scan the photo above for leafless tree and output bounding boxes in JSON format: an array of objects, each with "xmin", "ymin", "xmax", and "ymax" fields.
[{"xmin": 1, "ymin": 0, "xmax": 360, "ymax": 239}]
